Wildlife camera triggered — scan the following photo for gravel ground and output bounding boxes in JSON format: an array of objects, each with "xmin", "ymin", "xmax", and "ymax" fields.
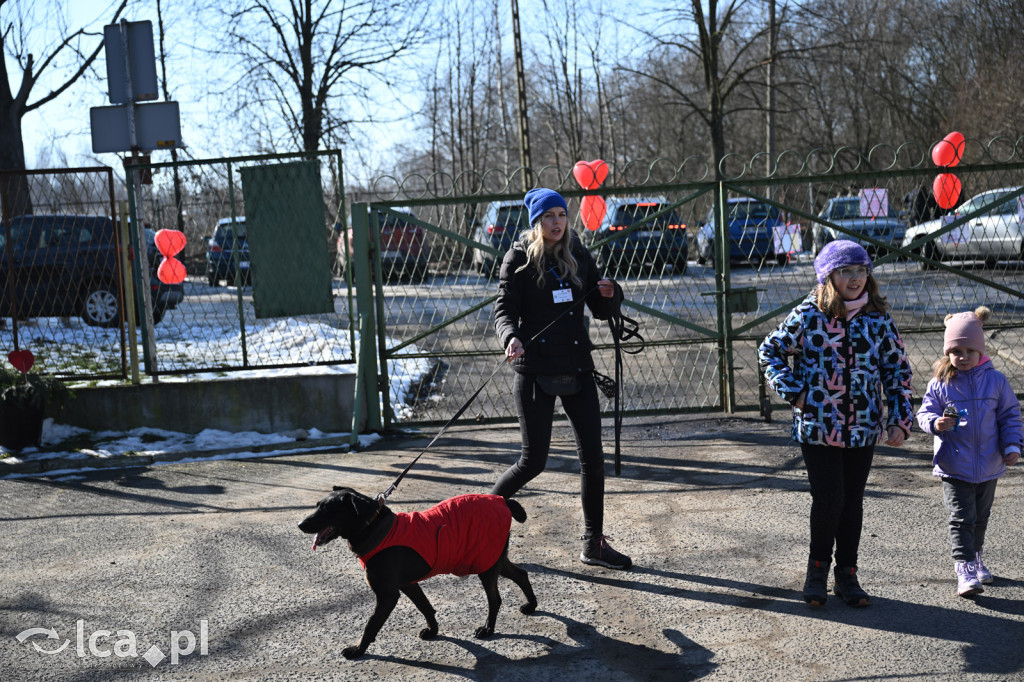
[{"xmin": 2, "ymin": 414, "xmax": 1023, "ymax": 681}]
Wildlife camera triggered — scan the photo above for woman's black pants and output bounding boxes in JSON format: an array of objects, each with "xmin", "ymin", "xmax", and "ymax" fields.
[
  {"xmin": 800, "ymin": 442, "xmax": 875, "ymax": 568},
  {"xmin": 491, "ymin": 371, "xmax": 605, "ymax": 538}
]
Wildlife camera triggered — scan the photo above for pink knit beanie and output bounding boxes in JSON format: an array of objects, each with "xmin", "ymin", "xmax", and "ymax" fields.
[{"xmin": 943, "ymin": 306, "xmax": 991, "ymax": 354}]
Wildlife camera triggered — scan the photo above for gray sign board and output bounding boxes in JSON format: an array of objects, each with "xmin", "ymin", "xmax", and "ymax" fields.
[
  {"xmin": 90, "ymin": 102, "xmax": 182, "ymax": 153},
  {"xmin": 104, "ymin": 21, "xmax": 158, "ymax": 103}
]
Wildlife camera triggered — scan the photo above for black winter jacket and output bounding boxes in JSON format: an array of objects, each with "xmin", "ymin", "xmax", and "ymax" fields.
[{"xmin": 494, "ymin": 235, "xmax": 621, "ymax": 375}]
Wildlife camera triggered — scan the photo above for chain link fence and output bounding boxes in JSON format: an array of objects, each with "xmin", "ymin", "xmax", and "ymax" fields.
[{"xmin": 362, "ymin": 144, "xmax": 1024, "ymax": 426}]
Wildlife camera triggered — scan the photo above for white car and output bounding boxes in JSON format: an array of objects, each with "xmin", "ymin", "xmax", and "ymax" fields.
[{"xmin": 901, "ymin": 187, "xmax": 1024, "ymax": 269}]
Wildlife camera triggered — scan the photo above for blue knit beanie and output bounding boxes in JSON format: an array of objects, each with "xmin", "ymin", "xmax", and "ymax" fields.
[
  {"xmin": 814, "ymin": 240, "xmax": 872, "ymax": 284},
  {"xmin": 524, "ymin": 188, "xmax": 568, "ymax": 225}
]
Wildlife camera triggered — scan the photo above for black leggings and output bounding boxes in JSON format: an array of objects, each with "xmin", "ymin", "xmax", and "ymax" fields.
[
  {"xmin": 801, "ymin": 442, "xmax": 875, "ymax": 568},
  {"xmin": 491, "ymin": 371, "xmax": 606, "ymax": 538}
]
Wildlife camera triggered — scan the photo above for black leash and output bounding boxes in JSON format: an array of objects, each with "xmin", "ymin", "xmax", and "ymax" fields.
[
  {"xmin": 595, "ymin": 311, "xmax": 644, "ymax": 476},
  {"xmin": 375, "ymin": 284, "xmax": 601, "ymax": 505}
]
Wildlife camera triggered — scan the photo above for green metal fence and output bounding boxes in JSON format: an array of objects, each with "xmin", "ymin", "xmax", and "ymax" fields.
[{"xmin": 359, "ymin": 150, "xmax": 1024, "ymax": 428}]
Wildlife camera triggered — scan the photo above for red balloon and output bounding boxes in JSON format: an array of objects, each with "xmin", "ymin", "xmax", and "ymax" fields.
[
  {"xmin": 581, "ymin": 195, "xmax": 607, "ymax": 231},
  {"xmin": 933, "ymin": 173, "xmax": 962, "ymax": 210},
  {"xmin": 931, "ymin": 131, "xmax": 965, "ymax": 168},
  {"xmin": 7, "ymin": 349, "xmax": 34, "ymax": 373},
  {"xmin": 154, "ymin": 229, "xmax": 187, "ymax": 257},
  {"xmin": 158, "ymin": 256, "xmax": 187, "ymax": 284},
  {"xmin": 572, "ymin": 160, "xmax": 609, "ymax": 190}
]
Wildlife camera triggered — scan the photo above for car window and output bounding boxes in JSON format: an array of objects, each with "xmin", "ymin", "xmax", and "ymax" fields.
[
  {"xmin": 495, "ymin": 207, "xmax": 528, "ymax": 227},
  {"xmin": 730, "ymin": 202, "xmax": 780, "ymax": 221},
  {"xmin": 611, "ymin": 204, "xmax": 681, "ymax": 228},
  {"xmin": 960, "ymin": 192, "xmax": 1007, "ymax": 215}
]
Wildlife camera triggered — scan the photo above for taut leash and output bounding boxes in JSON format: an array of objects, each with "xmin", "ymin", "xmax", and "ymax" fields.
[{"xmin": 375, "ymin": 284, "xmax": 601, "ymax": 506}]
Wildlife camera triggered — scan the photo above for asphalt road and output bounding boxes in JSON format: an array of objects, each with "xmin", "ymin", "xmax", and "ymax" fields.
[{"xmin": 3, "ymin": 414, "xmax": 1024, "ymax": 681}]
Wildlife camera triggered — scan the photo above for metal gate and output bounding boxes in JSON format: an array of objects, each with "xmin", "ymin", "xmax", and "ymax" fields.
[{"xmin": 356, "ymin": 150, "xmax": 1024, "ymax": 428}]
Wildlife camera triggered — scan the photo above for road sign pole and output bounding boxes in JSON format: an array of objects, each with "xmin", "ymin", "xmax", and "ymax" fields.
[{"xmin": 119, "ymin": 19, "xmax": 159, "ymax": 376}]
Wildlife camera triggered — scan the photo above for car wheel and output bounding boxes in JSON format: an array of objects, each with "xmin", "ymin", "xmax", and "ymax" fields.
[
  {"xmin": 812, "ymin": 229, "xmax": 825, "ymax": 255},
  {"xmin": 207, "ymin": 271, "xmax": 218, "ymax": 287},
  {"xmin": 150, "ymin": 305, "xmax": 166, "ymax": 325},
  {"xmin": 673, "ymin": 256, "xmax": 688, "ymax": 276},
  {"xmin": 776, "ymin": 253, "xmax": 789, "ymax": 266},
  {"xmin": 984, "ymin": 256, "xmax": 998, "ymax": 268},
  {"xmin": 81, "ymin": 283, "xmax": 121, "ymax": 328}
]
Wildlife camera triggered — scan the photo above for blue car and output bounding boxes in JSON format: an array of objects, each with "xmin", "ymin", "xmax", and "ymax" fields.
[
  {"xmin": 696, "ymin": 198, "xmax": 788, "ymax": 267},
  {"xmin": 205, "ymin": 217, "xmax": 250, "ymax": 287}
]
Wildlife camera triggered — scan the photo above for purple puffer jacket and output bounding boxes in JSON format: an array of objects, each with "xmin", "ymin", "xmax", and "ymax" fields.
[{"xmin": 916, "ymin": 358, "xmax": 1023, "ymax": 483}]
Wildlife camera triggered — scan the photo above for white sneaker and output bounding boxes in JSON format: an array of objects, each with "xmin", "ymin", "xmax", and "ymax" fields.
[
  {"xmin": 975, "ymin": 551, "xmax": 994, "ymax": 584},
  {"xmin": 956, "ymin": 561, "xmax": 984, "ymax": 597}
]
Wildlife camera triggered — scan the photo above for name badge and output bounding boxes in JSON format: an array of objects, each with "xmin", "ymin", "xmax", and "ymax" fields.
[{"xmin": 552, "ymin": 288, "xmax": 574, "ymax": 304}]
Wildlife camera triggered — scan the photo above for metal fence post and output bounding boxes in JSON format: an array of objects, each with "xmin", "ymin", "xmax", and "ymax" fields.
[{"xmin": 350, "ymin": 202, "xmax": 381, "ymax": 437}]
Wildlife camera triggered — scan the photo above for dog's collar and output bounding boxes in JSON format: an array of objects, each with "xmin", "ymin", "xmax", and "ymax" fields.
[{"xmin": 349, "ymin": 506, "xmax": 396, "ymax": 557}]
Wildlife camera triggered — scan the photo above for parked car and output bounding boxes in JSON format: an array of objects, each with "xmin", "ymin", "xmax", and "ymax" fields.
[
  {"xmin": 901, "ymin": 186, "xmax": 1024, "ymax": 269},
  {"xmin": 335, "ymin": 207, "xmax": 429, "ymax": 283},
  {"xmin": 813, "ymin": 195, "xmax": 906, "ymax": 256},
  {"xmin": 0, "ymin": 214, "xmax": 182, "ymax": 327},
  {"xmin": 472, "ymin": 200, "xmax": 530, "ymax": 277},
  {"xmin": 585, "ymin": 197, "xmax": 688, "ymax": 276},
  {"xmin": 696, "ymin": 197, "xmax": 788, "ymax": 266},
  {"xmin": 206, "ymin": 217, "xmax": 250, "ymax": 287}
]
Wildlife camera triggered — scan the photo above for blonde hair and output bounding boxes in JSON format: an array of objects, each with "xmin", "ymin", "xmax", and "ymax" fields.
[
  {"xmin": 515, "ymin": 222, "xmax": 581, "ymax": 287},
  {"xmin": 814, "ymin": 271, "xmax": 888, "ymax": 319},
  {"xmin": 933, "ymin": 306, "xmax": 992, "ymax": 383}
]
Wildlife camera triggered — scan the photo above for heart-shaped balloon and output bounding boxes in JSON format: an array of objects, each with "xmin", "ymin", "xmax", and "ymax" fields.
[
  {"xmin": 581, "ymin": 195, "xmax": 607, "ymax": 231},
  {"xmin": 154, "ymin": 229, "xmax": 187, "ymax": 258},
  {"xmin": 933, "ymin": 173, "xmax": 962, "ymax": 210},
  {"xmin": 931, "ymin": 131, "xmax": 965, "ymax": 168},
  {"xmin": 572, "ymin": 160, "xmax": 609, "ymax": 190},
  {"xmin": 158, "ymin": 257, "xmax": 187, "ymax": 284},
  {"xmin": 8, "ymin": 349, "xmax": 35, "ymax": 373}
]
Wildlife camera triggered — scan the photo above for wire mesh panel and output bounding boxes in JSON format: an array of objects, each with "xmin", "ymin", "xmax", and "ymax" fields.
[
  {"xmin": 128, "ymin": 151, "xmax": 355, "ymax": 375},
  {"xmin": 0, "ymin": 168, "xmax": 127, "ymax": 379},
  {"xmin": 368, "ymin": 152, "xmax": 1024, "ymax": 426}
]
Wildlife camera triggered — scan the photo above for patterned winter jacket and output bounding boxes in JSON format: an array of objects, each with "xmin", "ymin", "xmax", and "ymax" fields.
[
  {"xmin": 758, "ymin": 294, "xmax": 914, "ymax": 447},
  {"xmin": 916, "ymin": 358, "xmax": 1023, "ymax": 483}
]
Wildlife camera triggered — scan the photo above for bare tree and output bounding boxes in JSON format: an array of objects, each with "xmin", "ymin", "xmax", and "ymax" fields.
[
  {"xmin": 0, "ymin": 0, "xmax": 128, "ymax": 218},
  {"xmin": 220, "ymin": 0, "xmax": 431, "ymax": 154}
]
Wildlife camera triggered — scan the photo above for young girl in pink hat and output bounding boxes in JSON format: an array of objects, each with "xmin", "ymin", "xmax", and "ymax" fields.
[{"xmin": 916, "ymin": 306, "xmax": 1022, "ymax": 598}]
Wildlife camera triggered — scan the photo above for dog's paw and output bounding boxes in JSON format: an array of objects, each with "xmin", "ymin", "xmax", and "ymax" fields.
[
  {"xmin": 474, "ymin": 626, "xmax": 494, "ymax": 639},
  {"xmin": 520, "ymin": 601, "xmax": 537, "ymax": 615},
  {"xmin": 419, "ymin": 627, "xmax": 438, "ymax": 641},
  {"xmin": 342, "ymin": 645, "xmax": 366, "ymax": 660}
]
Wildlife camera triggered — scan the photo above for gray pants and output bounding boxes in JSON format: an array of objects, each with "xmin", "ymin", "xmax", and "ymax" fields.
[{"xmin": 942, "ymin": 477, "xmax": 998, "ymax": 562}]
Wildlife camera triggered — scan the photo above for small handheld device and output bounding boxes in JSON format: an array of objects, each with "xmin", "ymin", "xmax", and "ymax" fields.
[{"xmin": 943, "ymin": 403, "xmax": 968, "ymax": 431}]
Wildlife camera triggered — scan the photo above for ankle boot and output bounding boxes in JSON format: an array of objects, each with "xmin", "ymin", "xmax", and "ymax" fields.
[
  {"xmin": 834, "ymin": 565, "xmax": 870, "ymax": 607},
  {"xmin": 803, "ymin": 558, "xmax": 830, "ymax": 607}
]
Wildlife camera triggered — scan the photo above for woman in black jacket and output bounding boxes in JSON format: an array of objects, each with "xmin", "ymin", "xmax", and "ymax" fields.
[{"xmin": 491, "ymin": 188, "xmax": 631, "ymax": 570}]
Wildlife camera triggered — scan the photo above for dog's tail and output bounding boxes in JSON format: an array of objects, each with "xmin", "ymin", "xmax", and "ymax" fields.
[{"xmin": 506, "ymin": 499, "xmax": 527, "ymax": 524}]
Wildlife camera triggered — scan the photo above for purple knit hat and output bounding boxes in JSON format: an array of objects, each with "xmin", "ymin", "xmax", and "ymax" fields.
[{"xmin": 814, "ymin": 240, "xmax": 872, "ymax": 284}]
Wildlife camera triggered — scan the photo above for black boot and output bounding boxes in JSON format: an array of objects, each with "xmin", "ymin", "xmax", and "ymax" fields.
[
  {"xmin": 834, "ymin": 565, "xmax": 870, "ymax": 607},
  {"xmin": 803, "ymin": 558, "xmax": 830, "ymax": 607}
]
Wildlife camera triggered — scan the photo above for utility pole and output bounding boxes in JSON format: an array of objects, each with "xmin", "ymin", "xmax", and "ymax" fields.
[
  {"xmin": 511, "ymin": 0, "xmax": 533, "ymax": 191},
  {"xmin": 766, "ymin": 0, "xmax": 777, "ymax": 177}
]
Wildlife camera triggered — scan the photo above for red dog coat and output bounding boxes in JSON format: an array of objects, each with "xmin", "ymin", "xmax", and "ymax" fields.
[{"xmin": 357, "ymin": 494, "xmax": 512, "ymax": 581}]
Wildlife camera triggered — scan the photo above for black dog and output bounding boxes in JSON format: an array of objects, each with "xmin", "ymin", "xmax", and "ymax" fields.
[{"xmin": 298, "ymin": 486, "xmax": 537, "ymax": 659}]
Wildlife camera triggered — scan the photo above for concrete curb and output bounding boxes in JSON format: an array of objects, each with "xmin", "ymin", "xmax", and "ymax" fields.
[{"xmin": 0, "ymin": 435, "xmax": 354, "ymax": 477}]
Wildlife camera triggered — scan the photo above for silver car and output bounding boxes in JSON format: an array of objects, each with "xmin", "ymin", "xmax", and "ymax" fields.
[{"xmin": 901, "ymin": 186, "xmax": 1024, "ymax": 269}]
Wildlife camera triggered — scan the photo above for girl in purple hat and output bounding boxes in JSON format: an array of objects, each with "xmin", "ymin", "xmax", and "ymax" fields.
[
  {"xmin": 491, "ymin": 188, "xmax": 631, "ymax": 570},
  {"xmin": 758, "ymin": 240, "xmax": 914, "ymax": 607},
  {"xmin": 916, "ymin": 306, "xmax": 1021, "ymax": 598}
]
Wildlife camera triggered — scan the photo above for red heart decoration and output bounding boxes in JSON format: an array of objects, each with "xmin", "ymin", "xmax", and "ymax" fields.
[
  {"xmin": 572, "ymin": 160, "xmax": 609, "ymax": 190},
  {"xmin": 581, "ymin": 195, "xmax": 607, "ymax": 231},
  {"xmin": 158, "ymin": 257, "xmax": 187, "ymax": 284},
  {"xmin": 154, "ymin": 229, "xmax": 187, "ymax": 257},
  {"xmin": 8, "ymin": 349, "xmax": 35, "ymax": 374}
]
